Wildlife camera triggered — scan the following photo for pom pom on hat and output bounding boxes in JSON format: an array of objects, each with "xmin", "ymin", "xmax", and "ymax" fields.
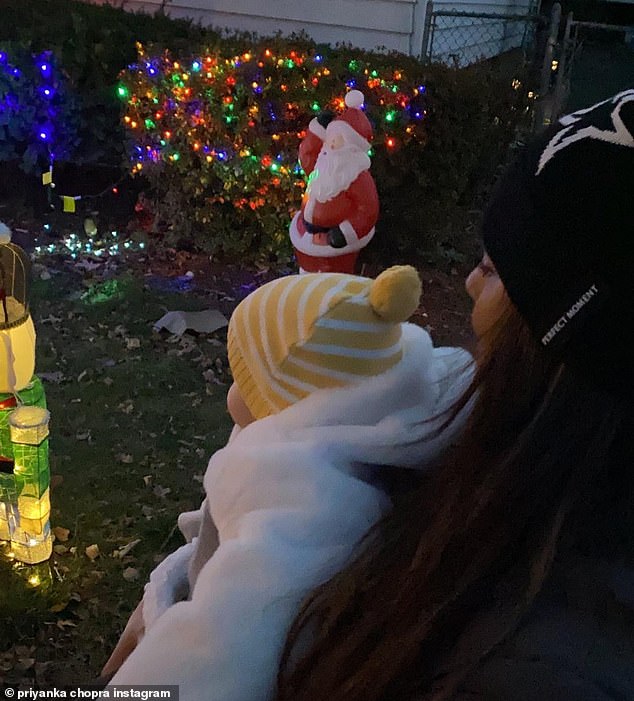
[
  {"xmin": 0, "ymin": 222, "xmax": 11, "ymax": 244},
  {"xmin": 345, "ymin": 90, "xmax": 365, "ymax": 109},
  {"xmin": 332, "ymin": 90, "xmax": 373, "ymax": 146},
  {"xmin": 370, "ymin": 265, "xmax": 422, "ymax": 322}
]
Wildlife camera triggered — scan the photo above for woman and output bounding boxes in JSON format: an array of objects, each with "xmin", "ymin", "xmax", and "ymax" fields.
[{"xmin": 275, "ymin": 89, "xmax": 634, "ymax": 700}]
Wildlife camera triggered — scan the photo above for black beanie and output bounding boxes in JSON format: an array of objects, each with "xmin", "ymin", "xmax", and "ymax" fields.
[{"xmin": 483, "ymin": 89, "xmax": 634, "ymax": 395}]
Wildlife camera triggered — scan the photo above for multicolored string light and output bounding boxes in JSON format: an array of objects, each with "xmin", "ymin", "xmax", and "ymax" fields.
[{"xmin": 118, "ymin": 43, "xmax": 429, "ymax": 215}]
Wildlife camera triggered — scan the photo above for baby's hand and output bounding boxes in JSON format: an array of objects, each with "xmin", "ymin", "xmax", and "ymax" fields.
[
  {"xmin": 312, "ymin": 233, "xmax": 330, "ymax": 246},
  {"xmin": 101, "ymin": 600, "xmax": 145, "ymax": 677}
]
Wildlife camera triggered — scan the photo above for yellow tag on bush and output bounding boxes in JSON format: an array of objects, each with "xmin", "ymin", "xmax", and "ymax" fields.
[{"xmin": 62, "ymin": 196, "xmax": 76, "ymax": 213}]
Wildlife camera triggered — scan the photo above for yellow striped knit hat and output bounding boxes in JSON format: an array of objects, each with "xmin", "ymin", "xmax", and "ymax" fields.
[{"xmin": 227, "ymin": 265, "xmax": 422, "ymax": 420}]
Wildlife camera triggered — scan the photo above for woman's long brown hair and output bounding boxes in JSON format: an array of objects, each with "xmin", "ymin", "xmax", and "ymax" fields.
[{"xmin": 275, "ymin": 304, "xmax": 631, "ymax": 701}]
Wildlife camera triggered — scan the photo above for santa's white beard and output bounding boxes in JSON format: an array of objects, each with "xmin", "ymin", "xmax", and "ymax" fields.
[{"xmin": 308, "ymin": 145, "xmax": 371, "ymax": 203}]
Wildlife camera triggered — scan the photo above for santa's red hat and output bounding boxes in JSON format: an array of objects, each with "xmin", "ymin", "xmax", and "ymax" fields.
[{"xmin": 308, "ymin": 90, "xmax": 373, "ymax": 151}]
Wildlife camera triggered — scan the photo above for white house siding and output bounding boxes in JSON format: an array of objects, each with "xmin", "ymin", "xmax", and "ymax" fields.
[
  {"xmin": 89, "ymin": 0, "xmax": 536, "ymax": 62},
  {"xmin": 98, "ymin": 0, "xmax": 428, "ymax": 56}
]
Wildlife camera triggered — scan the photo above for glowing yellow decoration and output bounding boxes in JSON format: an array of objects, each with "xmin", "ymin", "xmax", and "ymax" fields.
[
  {"xmin": 10, "ymin": 405, "xmax": 49, "ymax": 444},
  {"xmin": 0, "ymin": 231, "xmax": 52, "ymax": 565},
  {"xmin": 4, "ymin": 405, "xmax": 52, "ymax": 564}
]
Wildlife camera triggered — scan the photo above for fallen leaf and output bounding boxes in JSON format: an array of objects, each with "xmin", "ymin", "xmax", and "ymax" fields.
[
  {"xmin": 126, "ymin": 337, "xmax": 141, "ymax": 350},
  {"xmin": 122, "ymin": 567, "xmax": 140, "ymax": 582},
  {"xmin": 114, "ymin": 539, "xmax": 141, "ymax": 558},
  {"xmin": 14, "ymin": 646, "xmax": 34, "ymax": 656},
  {"xmin": 153, "ymin": 485, "xmax": 171, "ymax": 498},
  {"xmin": 115, "ymin": 453, "xmax": 134, "ymax": 464},
  {"xmin": 56, "ymin": 619, "xmax": 77, "ymax": 630},
  {"xmin": 85, "ymin": 544, "xmax": 100, "ymax": 561},
  {"xmin": 53, "ymin": 526, "xmax": 70, "ymax": 542}
]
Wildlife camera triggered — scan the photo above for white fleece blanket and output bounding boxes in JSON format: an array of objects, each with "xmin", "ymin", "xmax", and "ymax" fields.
[{"xmin": 112, "ymin": 324, "xmax": 472, "ymax": 699}]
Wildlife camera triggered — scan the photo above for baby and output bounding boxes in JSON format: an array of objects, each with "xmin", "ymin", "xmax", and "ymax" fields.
[{"xmin": 106, "ymin": 266, "xmax": 472, "ymax": 700}]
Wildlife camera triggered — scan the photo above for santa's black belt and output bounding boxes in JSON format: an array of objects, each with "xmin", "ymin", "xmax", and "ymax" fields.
[{"xmin": 302, "ymin": 216, "xmax": 330, "ymax": 234}]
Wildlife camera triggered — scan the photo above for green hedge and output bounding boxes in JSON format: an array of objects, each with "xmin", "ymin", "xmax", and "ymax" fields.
[
  {"xmin": 1, "ymin": 0, "xmax": 529, "ymax": 263},
  {"xmin": 119, "ymin": 41, "xmax": 527, "ymax": 262},
  {"xmin": 0, "ymin": 0, "xmax": 214, "ymax": 165}
]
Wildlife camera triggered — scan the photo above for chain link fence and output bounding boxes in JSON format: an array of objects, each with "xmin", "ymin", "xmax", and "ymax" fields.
[
  {"xmin": 420, "ymin": 2, "xmax": 573, "ymax": 134},
  {"xmin": 421, "ymin": 3, "xmax": 544, "ymax": 68}
]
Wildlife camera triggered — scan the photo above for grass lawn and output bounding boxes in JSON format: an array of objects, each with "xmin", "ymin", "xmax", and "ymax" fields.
[{"xmin": 1, "ymin": 255, "xmax": 235, "ymax": 686}]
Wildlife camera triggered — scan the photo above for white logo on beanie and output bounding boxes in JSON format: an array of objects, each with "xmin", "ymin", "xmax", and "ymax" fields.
[{"xmin": 536, "ymin": 89, "xmax": 634, "ymax": 175}]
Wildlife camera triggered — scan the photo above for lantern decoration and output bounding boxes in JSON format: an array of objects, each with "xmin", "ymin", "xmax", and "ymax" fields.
[
  {"xmin": 0, "ymin": 226, "xmax": 35, "ymax": 391},
  {"xmin": 0, "ymin": 223, "xmax": 52, "ymax": 565}
]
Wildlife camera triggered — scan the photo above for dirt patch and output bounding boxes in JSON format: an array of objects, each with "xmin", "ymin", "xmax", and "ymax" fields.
[{"xmin": 128, "ymin": 248, "xmax": 476, "ymax": 352}]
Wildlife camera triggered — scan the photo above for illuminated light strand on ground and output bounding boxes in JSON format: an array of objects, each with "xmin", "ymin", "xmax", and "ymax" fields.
[{"xmin": 32, "ymin": 231, "xmax": 147, "ymax": 260}]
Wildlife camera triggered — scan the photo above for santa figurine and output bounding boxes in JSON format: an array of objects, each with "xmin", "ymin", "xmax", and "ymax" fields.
[{"xmin": 289, "ymin": 89, "xmax": 379, "ymax": 274}]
